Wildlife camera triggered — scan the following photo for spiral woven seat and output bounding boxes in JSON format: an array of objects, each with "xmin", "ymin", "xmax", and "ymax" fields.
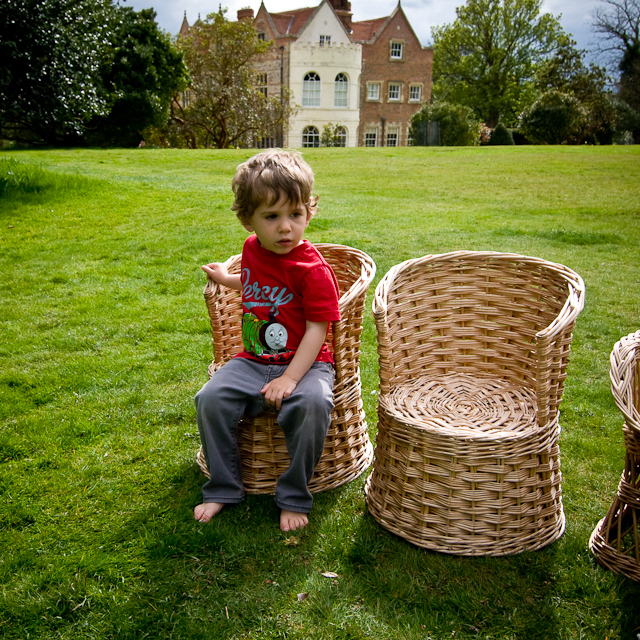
[
  {"xmin": 365, "ymin": 251, "xmax": 585, "ymax": 556},
  {"xmin": 196, "ymin": 243, "xmax": 376, "ymax": 494},
  {"xmin": 589, "ymin": 330, "xmax": 640, "ymax": 581}
]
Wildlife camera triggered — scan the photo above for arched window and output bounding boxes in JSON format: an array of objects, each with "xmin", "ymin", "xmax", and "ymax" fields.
[
  {"xmin": 302, "ymin": 72, "xmax": 321, "ymax": 107},
  {"xmin": 302, "ymin": 126, "xmax": 320, "ymax": 148},
  {"xmin": 335, "ymin": 126, "xmax": 347, "ymax": 147},
  {"xmin": 334, "ymin": 73, "xmax": 348, "ymax": 108}
]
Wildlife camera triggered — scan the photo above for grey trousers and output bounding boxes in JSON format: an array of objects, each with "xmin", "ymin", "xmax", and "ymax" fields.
[{"xmin": 195, "ymin": 358, "xmax": 335, "ymax": 513}]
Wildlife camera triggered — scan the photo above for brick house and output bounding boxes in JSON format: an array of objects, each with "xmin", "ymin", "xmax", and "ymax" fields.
[
  {"xmin": 352, "ymin": 3, "xmax": 433, "ymax": 147},
  {"xmin": 179, "ymin": 1, "xmax": 432, "ymax": 147}
]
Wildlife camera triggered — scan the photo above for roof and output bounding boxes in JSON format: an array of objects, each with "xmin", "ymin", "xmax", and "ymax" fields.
[
  {"xmin": 350, "ymin": 17, "xmax": 388, "ymax": 42},
  {"xmin": 269, "ymin": 7, "xmax": 316, "ymax": 36}
]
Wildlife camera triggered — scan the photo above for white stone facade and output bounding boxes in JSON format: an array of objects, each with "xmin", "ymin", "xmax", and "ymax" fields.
[{"xmin": 286, "ymin": 2, "xmax": 361, "ymax": 147}]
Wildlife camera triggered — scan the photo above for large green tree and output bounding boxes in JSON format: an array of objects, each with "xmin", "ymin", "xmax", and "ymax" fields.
[
  {"xmin": 0, "ymin": 0, "xmax": 186, "ymax": 147},
  {"xmin": 534, "ymin": 36, "xmax": 619, "ymax": 142},
  {"xmin": 166, "ymin": 9, "xmax": 294, "ymax": 149},
  {"xmin": 0, "ymin": 0, "xmax": 112, "ymax": 145},
  {"xmin": 431, "ymin": 0, "xmax": 565, "ymax": 127},
  {"xmin": 592, "ymin": 0, "xmax": 640, "ymax": 138},
  {"xmin": 89, "ymin": 7, "xmax": 188, "ymax": 147}
]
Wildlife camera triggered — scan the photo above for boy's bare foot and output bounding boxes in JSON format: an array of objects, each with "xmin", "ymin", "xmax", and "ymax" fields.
[
  {"xmin": 280, "ymin": 509, "xmax": 308, "ymax": 531},
  {"xmin": 194, "ymin": 502, "xmax": 224, "ymax": 523}
]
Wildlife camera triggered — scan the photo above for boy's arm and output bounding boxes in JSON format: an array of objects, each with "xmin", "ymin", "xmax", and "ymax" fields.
[
  {"xmin": 261, "ymin": 320, "xmax": 329, "ymax": 410},
  {"xmin": 202, "ymin": 263, "xmax": 242, "ymax": 290}
]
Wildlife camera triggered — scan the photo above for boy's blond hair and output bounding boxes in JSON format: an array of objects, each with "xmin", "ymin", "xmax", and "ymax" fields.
[{"xmin": 231, "ymin": 149, "xmax": 318, "ymax": 225}]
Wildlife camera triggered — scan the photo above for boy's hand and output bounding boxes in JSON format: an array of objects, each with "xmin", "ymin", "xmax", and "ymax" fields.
[
  {"xmin": 261, "ymin": 374, "xmax": 298, "ymax": 411},
  {"xmin": 202, "ymin": 263, "xmax": 242, "ymax": 290},
  {"xmin": 202, "ymin": 262, "xmax": 228, "ymax": 283}
]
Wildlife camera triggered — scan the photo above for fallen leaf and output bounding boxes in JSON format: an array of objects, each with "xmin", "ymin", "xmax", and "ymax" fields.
[
  {"xmin": 297, "ymin": 592, "xmax": 309, "ymax": 602},
  {"xmin": 284, "ymin": 536, "xmax": 300, "ymax": 546},
  {"xmin": 321, "ymin": 571, "xmax": 338, "ymax": 578}
]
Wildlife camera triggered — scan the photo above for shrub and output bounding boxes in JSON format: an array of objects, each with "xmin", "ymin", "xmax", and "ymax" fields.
[
  {"xmin": 489, "ymin": 122, "xmax": 515, "ymax": 145},
  {"xmin": 519, "ymin": 90, "xmax": 586, "ymax": 144},
  {"xmin": 410, "ymin": 101, "xmax": 481, "ymax": 146}
]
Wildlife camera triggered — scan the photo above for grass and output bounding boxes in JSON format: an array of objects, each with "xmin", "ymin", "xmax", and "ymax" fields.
[{"xmin": 1, "ymin": 146, "xmax": 639, "ymax": 639}]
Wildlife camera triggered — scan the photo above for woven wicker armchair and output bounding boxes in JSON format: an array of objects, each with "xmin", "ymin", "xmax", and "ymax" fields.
[
  {"xmin": 196, "ymin": 243, "xmax": 376, "ymax": 494},
  {"xmin": 589, "ymin": 330, "xmax": 640, "ymax": 581},
  {"xmin": 365, "ymin": 251, "xmax": 585, "ymax": 556}
]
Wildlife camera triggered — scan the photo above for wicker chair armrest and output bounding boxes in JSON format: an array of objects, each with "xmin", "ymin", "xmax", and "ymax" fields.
[
  {"xmin": 372, "ymin": 260, "xmax": 404, "ymax": 396},
  {"xmin": 610, "ymin": 330, "xmax": 640, "ymax": 433},
  {"xmin": 331, "ymin": 247, "xmax": 376, "ymax": 384},
  {"xmin": 534, "ymin": 264, "xmax": 585, "ymax": 426},
  {"xmin": 203, "ymin": 254, "xmax": 242, "ymax": 364},
  {"xmin": 534, "ymin": 265, "xmax": 585, "ymax": 341}
]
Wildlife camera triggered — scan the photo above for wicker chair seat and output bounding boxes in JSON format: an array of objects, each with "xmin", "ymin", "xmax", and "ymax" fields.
[
  {"xmin": 196, "ymin": 243, "xmax": 376, "ymax": 495},
  {"xmin": 382, "ymin": 373, "xmax": 539, "ymax": 438},
  {"xmin": 589, "ymin": 330, "xmax": 640, "ymax": 581},
  {"xmin": 365, "ymin": 251, "xmax": 585, "ymax": 556}
]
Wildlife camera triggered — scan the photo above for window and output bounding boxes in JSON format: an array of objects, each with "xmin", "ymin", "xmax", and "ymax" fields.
[
  {"xmin": 367, "ymin": 82, "xmax": 381, "ymax": 101},
  {"xmin": 335, "ymin": 126, "xmax": 347, "ymax": 147},
  {"xmin": 302, "ymin": 126, "xmax": 320, "ymax": 148},
  {"xmin": 255, "ymin": 136, "xmax": 276, "ymax": 149},
  {"xmin": 386, "ymin": 128, "xmax": 399, "ymax": 147},
  {"xmin": 257, "ymin": 32, "xmax": 266, "ymax": 41},
  {"xmin": 256, "ymin": 73, "xmax": 268, "ymax": 97},
  {"xmin": 182, "ymin": 90, "xmax": 192, "ymax": 108},
  {"xmin": 409, "ymin": 85, "xmax": 422, "ymax": 102},
  {"xmin": 388, "ymin": 83, "xmax": 401, "ymax": 101},
  {"xmin": 302, "ymin": 72, "xmax": 321, "ymax": 107},
  {"xmin": 334, "ymin": 73, "xmax": 348, "ymax": 108},
  {"xmin": 390, "ymin": 41, "xmax": 404, "ymax": 60},
  {"xmin": 365, "ymin": 128, "xmax": 377, "ymax": 147},
  {"xmin": 319, "ymin": 34, "xmax": 331, "ymax": 47}
]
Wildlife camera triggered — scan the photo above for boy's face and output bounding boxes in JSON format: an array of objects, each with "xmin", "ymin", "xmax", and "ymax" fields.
[{"xmin": 243, "ymin": 193, "xmax": 311, "ymax": 255}]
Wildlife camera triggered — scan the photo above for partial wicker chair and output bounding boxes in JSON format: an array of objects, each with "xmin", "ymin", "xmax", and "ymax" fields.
[
  {"xmin": 589, "ymin": 330, "xmax": 640, "ymax": 581},
  {"xmin": 196, "ymin": 243, "xmax": 376, "ymax": 494},
  {"xmin": 365, "ymin": 251, "xmax": 585, "ymax": 556}
]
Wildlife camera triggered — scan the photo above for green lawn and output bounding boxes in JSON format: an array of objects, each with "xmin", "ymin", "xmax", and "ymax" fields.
[{"xmin": 1, "ymin": 146, "xmax": 639, "ymax": 639}]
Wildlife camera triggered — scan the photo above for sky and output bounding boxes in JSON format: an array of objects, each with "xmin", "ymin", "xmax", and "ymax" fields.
[{"xmin": 121, "ymin": 0, "xmax": 604, "ymax": 54}]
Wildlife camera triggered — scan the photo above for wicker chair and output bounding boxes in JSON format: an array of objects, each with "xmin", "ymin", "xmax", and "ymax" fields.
[
  {"xmin": 365, "ymin": 251, "xmax": 585, "ymax": 556},
  {"xmin": 196, "ymin": 243, "xmax": 376, "ymax": 494},
  {"xmin": 589, "ymin": 330, "xmax": 640, "ymax": 581}
]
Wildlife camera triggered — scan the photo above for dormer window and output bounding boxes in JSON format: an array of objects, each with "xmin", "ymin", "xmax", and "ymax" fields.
[
  {"xmin": 319, "ymin": 35, "xmax": 331, "ymax": 47},
  {"xmin": 390, "ymin": 41, "xmax": 404, "ymax": 60}
]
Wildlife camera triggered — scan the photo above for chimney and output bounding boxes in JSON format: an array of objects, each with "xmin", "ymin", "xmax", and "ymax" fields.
[
  {"xmin": 237, "ymin": 7, "xmax": 255, "ymax": 21},
  {"xmin": 329, "ymin": 0, "xmax": 352, "ymax": 33}
]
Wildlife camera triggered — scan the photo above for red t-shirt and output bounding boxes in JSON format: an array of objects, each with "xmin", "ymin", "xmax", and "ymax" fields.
[{"xmin": 236, "ymin": 235, "xmax": 341, "ymax": 365}]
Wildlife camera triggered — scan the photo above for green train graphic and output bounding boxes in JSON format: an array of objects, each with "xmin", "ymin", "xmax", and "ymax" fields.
[{"xmin": 242, "ymin": 312, "xmax": 289, "ymax": 356}]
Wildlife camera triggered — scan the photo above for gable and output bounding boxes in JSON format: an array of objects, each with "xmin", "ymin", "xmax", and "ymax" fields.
[{"xmin": 296, "ymin": 1, "xmax": 351, "ymax": 45}]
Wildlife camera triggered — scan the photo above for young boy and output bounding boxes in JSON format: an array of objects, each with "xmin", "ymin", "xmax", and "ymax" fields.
[{"xmin": 194, "ymin": 149, "xmax": 340, "ymax": 532}]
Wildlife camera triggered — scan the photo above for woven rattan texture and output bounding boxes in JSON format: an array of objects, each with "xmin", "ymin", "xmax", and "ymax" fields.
[
  {"xmin": 589, "ymin": 330, "xmax": 640, "ymax": 581},
  {"xmin": 366, "ymin": 251, "xmax": 585, "ymax": 556},
  {"xmin": 196, "ymin": 244, "xmax": 376, "ymax": 494}
]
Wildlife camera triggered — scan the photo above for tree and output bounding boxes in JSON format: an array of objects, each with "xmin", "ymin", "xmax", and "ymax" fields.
[
  {"xmin": 165, "ymin": 9, "xmax": 294, "ymax": 149},
  {"xmin": 534, "ymin": 35, "xmax": 619, "ymax": 142},
  {"xmin": 592, "ymin": 0, "xmax": 640, "ymax": 138},
  {"xmin": 0, "ymin": 0, "xmax": 113, "ymax": 145},
  {"xmin": 88, "ymin": 7, "xmax": 188, "ymax": 147},
  {"xmin": 410, "ymin": 102, "xmax": 480, "ymax": 146},
  {"xmin": 431, "ymin": 0, "xmax": 565, "ymax": 127}
]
